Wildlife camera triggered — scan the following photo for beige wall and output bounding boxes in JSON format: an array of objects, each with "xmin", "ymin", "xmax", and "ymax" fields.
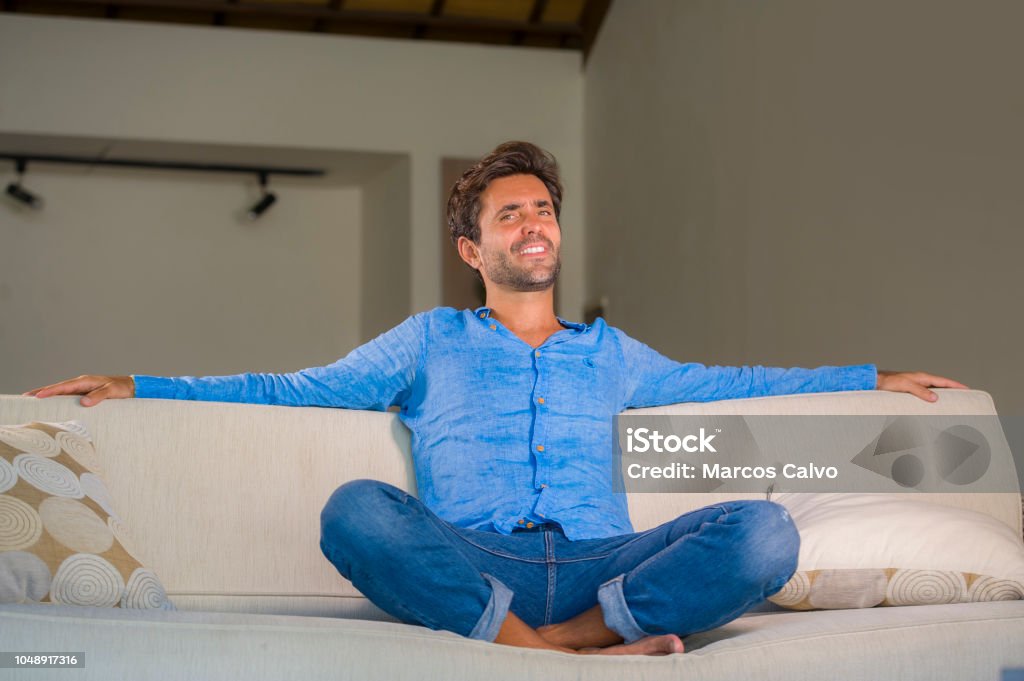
[
  {"xmin": 584, "ymin": 0, "xmax": 1024, "ymax": 414},
  {"xmin": 0, "ymin": 14, "xmax": 584, "ymax": 391}
]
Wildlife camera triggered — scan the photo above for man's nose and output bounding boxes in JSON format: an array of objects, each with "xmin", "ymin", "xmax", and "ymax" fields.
[{"xmin": 522, "ymin": 214, "xmax": 543, "ymax": 234}]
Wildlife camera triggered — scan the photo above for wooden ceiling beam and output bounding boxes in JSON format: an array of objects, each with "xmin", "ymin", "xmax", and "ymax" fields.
[
  {"xmin": 32, "ymin": 0, "xmax": 582, "ymax": 37},
  {"xmin": 528, "ymin": 0, "xmax": 548, "ymax": 23},
  {"xmin": 213, "ymin": 0, "xmax": 238, "ymax": 27},
  {"xmin": 312, "ymin": 0, "xmax": 343, "ymax": 32},
  {"xmin": 513, "ymin": 0, "xmax": 548, "ymax": 46},
  {"xmin": 412, "ymin": 0, "xmax": 444, "ymax": 40}
]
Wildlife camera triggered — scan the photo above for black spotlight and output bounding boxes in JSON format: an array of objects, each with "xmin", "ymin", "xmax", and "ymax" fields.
[
  {"xmin": 247, "ymin": 171, "xmax": 277, "ymax": 221},
  {"xmin": 5, "ymin": 159, "xmax": 43, "ymax": 209}
]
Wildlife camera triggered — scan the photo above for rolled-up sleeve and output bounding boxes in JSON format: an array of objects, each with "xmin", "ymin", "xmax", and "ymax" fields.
[
  {"xmin": 132, "ymin": 313, "xmax": 426, "ymax": 410},
  {"xmin": 611, "ymin": 328, "xmax": 877, "ymax": 408}
]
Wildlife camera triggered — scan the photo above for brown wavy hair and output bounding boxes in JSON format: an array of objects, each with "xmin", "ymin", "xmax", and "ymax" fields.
[{"xmin": 447, "ymin": 141, "xmax": 563, "ymax": 246}]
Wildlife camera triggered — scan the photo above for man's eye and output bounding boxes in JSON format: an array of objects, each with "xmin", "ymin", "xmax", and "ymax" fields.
[{"xmin": 501, "ymin": 214, "xmax": 516, "ymax": 221}]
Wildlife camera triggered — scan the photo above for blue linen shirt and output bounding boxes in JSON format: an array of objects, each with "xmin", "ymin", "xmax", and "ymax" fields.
[{"xmin": 133, "ymin": 306, "xmax": 877, "ymax": 540}]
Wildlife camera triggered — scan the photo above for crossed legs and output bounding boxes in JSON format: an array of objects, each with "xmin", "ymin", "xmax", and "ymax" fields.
[{"xmin": 319, "ymin": 480, "xmax": 799, "ymax": 655}]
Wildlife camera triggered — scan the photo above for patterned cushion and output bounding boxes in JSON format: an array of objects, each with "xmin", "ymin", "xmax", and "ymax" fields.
[
  {"xmin": 0, "ymin": 421, "xmax": 173, "ymax": 609},
  {"xmin": 770, "ymin": 493, "xmax": 1024, "ymax": 610}
]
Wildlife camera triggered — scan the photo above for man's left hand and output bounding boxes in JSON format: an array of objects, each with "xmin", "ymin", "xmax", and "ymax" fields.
[{"xmin": 876, "ymin": 370, "xmax": 968, "ymax": 402}]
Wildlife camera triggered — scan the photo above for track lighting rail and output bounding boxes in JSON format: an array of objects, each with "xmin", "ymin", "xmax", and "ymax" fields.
[{"xmin": 0, "ymin": 153, "xmax": 325, "ymax": 178}]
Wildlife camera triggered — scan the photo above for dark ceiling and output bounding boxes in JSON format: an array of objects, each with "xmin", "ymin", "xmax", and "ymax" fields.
[{"xmin": 1, "ymin": 0, "xmax": 612, "ymax": 57}]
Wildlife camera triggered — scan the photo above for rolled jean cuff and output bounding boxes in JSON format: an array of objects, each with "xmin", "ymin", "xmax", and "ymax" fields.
[
  {"xmin": 467, "ymin": 573, "xmax": 513, "ymax": 642},
  {"xmin": 597, "ymin": 575, "xmax": 651, "ymax": 644}
]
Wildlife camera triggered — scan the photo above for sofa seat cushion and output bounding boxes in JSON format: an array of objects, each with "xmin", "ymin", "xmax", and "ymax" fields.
[
  {"xmin": 165, "ymin": 592, "xmax": 396, "ymax": 620},
  {"xmin": 2, "ymin": 601, "xmax": 1022, "ymax": 681}
]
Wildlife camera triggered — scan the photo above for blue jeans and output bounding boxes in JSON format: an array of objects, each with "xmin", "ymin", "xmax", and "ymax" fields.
[{"xmin": 319, "ymin": 479, "xmax": 799, "ymax": 643}]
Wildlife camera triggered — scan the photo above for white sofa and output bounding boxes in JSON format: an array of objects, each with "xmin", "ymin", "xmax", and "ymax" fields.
[{"xmin": 1, "ymin": 389, "xmax": 1022, "ymax": 681}]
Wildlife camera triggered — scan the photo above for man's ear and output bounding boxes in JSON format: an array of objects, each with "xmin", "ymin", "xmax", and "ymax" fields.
[{"xmin": 457, "ymin": 236, "xmax": 481, "ymax": 270}]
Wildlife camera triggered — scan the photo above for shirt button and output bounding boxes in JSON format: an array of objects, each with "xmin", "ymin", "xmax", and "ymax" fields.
[
  {"xmin": 536, "ymin": 445, "xmax": 544, "ymax": 452},
  {"xmin": 518, "ymin": 519, "xmax": 525, "ymax": 525},
  {"xmin": 526, "ymin": 522, "xmax": 535, "ymax": 529},
  {"xmin": 534, "ymin": 350, "xmax": 541, "ymax": 358},
  {"xmin": 537, "ymin": 397, "xmax": 545, "ymax": 404},
  {"xmin": 489, "ymin": 324, "xmax": 497, "ymax": 331},
  {"xmin": 537, "ymin": 513, "xmax": 545, "ymax": 518},
  {"xmin": 540, "ymin": 483, "xmax": 548, "ymax": 488},
  {"xmin": 479, "ymin": 313, "xmax": 486, "ymax": 319}
]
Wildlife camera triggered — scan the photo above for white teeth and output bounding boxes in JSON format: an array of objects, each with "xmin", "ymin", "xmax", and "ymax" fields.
[{"xmin": 520, "ymin": 246, "xmax": 545, "ymax": 255}]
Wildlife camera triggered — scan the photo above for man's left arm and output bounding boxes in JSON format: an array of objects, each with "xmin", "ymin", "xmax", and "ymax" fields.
[{"xmin": 612, "ymin": 329, "xmax": 966, "ymax": 407}]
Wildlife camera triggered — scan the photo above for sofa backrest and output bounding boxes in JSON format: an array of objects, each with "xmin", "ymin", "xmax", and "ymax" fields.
[{"xmin": 1, "ymin": 389, "xmax": 1018, "ymax": 620}]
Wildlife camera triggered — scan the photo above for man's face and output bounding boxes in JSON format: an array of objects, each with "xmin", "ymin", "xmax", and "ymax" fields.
[{"xmin": 461, "ymin": 174, "xmax": 562, "ymax": 293}]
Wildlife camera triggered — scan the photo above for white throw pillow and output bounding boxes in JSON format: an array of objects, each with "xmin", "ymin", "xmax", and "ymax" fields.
[{"xmin": 768, "ymin": 493, "xmax": 1024, "ymax": 610}]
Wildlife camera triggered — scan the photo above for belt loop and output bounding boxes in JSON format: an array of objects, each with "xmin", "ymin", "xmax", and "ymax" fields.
[{"xmin": 512, "ymin": 522, "xmax": 562, "ymax": 534}]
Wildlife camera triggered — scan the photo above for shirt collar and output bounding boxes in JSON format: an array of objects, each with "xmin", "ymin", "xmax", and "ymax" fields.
[
  {"xmin": 557, "ymin": 318, "xmax": 588, "ymax": 332},
  {"xmin": 473, "ymin": 306, "xmax": 588, "ymax": 333}
]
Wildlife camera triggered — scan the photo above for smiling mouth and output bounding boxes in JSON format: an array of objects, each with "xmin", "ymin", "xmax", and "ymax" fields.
[{"xmin": 516, "ymin": 238, "xmax": 553, "ymax": 257}]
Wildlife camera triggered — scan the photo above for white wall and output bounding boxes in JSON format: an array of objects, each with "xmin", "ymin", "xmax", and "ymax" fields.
[
  {"xmin": 0, "ymin": 14, "xmax": 584, "ymax": 317},
  {"xmin": 1, "ymin": 167, "xmax": 361, "ymax": 391},
  {"xmin": 0, "ymin": 14, "xmax": 585, "ymax": 390},
  {"xmin": 361, "ymin": 157, "xmax": 411, "ymax": 340},
  {"xmin": 584, "ymin": 0, "xmax": 1024, "ymax": 414}
]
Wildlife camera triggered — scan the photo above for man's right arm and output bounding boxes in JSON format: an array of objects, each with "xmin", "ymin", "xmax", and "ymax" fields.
[{"xmin": 24, "ymin": 313, "xmax": 427, "ymax": 410}]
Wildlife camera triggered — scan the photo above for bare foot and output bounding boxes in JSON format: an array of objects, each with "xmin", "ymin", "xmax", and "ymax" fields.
[
  {"xmin": 580, "ymin": 634, "xmax": 685, "ymax": 656},
  {"xmin": 498, "ymin": 611, "xmax": 683, "ymax": 656}
]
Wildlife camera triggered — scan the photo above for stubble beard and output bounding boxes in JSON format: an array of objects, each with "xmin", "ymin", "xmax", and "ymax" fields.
[{"xmin": 482, "ymin": 239, "xmax": 561, "ymax": 292}]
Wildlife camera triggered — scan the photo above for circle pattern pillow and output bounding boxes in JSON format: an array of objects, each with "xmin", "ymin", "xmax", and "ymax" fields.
[{"xmin": 0, "ymin": 420, "xmax": 173, "ymax": 609}]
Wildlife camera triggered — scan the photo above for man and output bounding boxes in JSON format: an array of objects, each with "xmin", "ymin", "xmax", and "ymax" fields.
[{"xmin": 26, "ymin": 141, "xmax": 966, "ymax": 656}]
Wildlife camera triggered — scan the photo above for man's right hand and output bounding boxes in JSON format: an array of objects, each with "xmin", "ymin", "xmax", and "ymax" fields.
[{"xmin": 23, "ymin": 375, "xmax": 135, "ymax": 407}]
